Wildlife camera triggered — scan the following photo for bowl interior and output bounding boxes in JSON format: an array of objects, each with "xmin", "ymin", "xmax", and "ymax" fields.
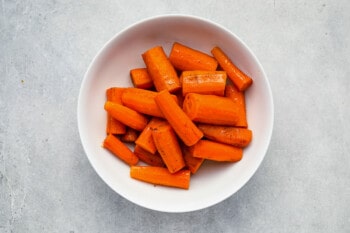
[{"xmin": 78, "ymin": 15, "xmax": 273, "ymax": 212}]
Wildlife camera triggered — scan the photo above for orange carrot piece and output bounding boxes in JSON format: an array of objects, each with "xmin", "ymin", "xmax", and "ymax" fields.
[
  {"xmin": 134, "ymin": 145, "xmax": 165, "ymax": 167},
  {"xmin": 197, "ymin": 124, "xmax": 252, "ymax": 148},
  {"xmin": 121, "ymin": 88, "xmax": 178, "ymax": 118},
  {"xmin": 130, "ymin": 68, "xmax": 154, "ymax": 89},
  {"xmin": 130, "ymin": 166, "xmax": 190, "ymax": 189},
  {"xmin": 211, "ymin": 46, "xmax": 252, "ymax": 91},
  {"xmin": 106, "ymin": 88, "xmax": 126, "ymax": 135},
  {"xmin": 154, "ymin": 90, "xmax": 203, "ymax": 146},
  {"xmin": 135, "ymin": 118, "xmax": 166, "ymax": 154},
  {"xmin": 182, "ymin": 93, "xmax": 239, "ymax": 126},
  {"xmin": 103, "ymin": 134, "xmax": 139, "ymax": 166},
  {"xmin": 225, "ymin": 84, "xmax": 248, "ymax": 127},
  {"xmin": 182, "ymin": 147, "xmax": 204, "ymax": 174},
  {"xmin": 142, "ymin": 46, "xmax": 181, "ymax": 93},
  {"xmin": 104, "ymin": 101, "xmax": 148, "ymax": 131},
  {"xmin": 120, "ymin": 127, "xmax": 139, "ymax": 143},
  {"xmin": 152, "ymin": 123, "xmax": 185, "ymax": 173},
  {"xmin": 169, "ymin": 42, "xmax": 218, "ymax": 71},
  {"xmin": 190, "ymin": 140, "xmax": 243, "ymax": 162},
  {"xmin": 180, "ymin": 70, "xmax": 227, "ymax": 96}
]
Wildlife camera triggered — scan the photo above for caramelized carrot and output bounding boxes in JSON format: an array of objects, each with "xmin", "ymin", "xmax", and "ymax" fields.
[
  {"xmin": 142, "ymin": 46, "xmax": 181, "ymax": 93},
  {"xmin": 154, "ymin": 90, "xmax": 203, "ymax": 146},
  {"xmin": 134, "ymin": 145, "xmax": 165, "ymax": 167},
  {"xmin": 103, "ymin": 134, "xmax": 139, "ymax": 166},
  {"xmin": 104, "ymin": 101, "xmax": 148, "ymax": 131},
  {"xmin": 121, "ymin": 88, "xmax": 178, "ymax": 118},
  {"xmin": 211, "ymin": 46, "xmax": 252, "ymax": 91},
  {"xmin": 135, "ymin": 118, "xmax": 166, "ymax": 154},
  {"xmin": 106, "ymin": 88, "xmax": 126, "ymax": 134},
  {"xmin": 182, "ymin": 93, "xmax": 239, "ymax": 126},
  {"xmin": 120, "ymin": 127, "xmax": 139, "ymax": 143},
  {"xmin": 152, "ymin": 123, "xmax": 185, "ymax": 173},
  {"xmin": 130, "ymin": 68, "xmax": 153, "ymax": 89},
  {"xmin": 225, "ymin": 84, "xmax": 248, "ymax": 127},
  {"xmin": 169, "ymin": 42, "xmax": 218, "ymax": 71},
  {"xmin": 182, "ymin": 147, "xmax": 204, "ymax": 174},
  {"xmin": 130, "ymin": 166, "xmax": 190, "ymax": 189},
  {"xmin": 180, "ymin": 70, "xmax": 227, "ymax": 96},
  {"xmin": 197, "ymin": 124, "xmax": 252, "ymax": 147},
  {"xmin": 190, "ymin": 140, "xmax": 243, "ymax": 162}
]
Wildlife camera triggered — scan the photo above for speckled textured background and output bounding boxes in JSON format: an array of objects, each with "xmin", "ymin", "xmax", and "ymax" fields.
[{"xmin": 1, "ymin": 1, "xmax": 349, "ymax": 232}]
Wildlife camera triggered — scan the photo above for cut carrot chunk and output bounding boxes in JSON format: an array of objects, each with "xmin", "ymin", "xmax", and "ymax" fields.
[
  {"xmin": 142, "ymin": 46, "xmax": 181, "ymax": 93},
  {"xmin": 190, "ymin": 140, "xmax": 243, "ymax": 162},
  {"xmin": 103, "ymin": 134, "xmax": 139, "ymax": 166},
  {"xmin": 152, "ymin": 123, "xmax": 185, "ymax": 173},
  {"xmin": 130, "ymin": 68, "xmax": 153, "ymax": 89},
  {"xmin": 120, "ymin": 127, "xmax": 139, "ymax": 143},
  {"xmin": 211, "ymin": 46, "xmax": 252, "ymax": 91},
  {"xmin": 198, "ymin": 124, "xmax": 252, "ymax": 147},
  {"xmin": 169, "ymin": 42, "xmax": 218, "ymax": 71},
  {"xmin": 134, "ymin": 145, "xmax": 165, "ymax": 167},
  {"xmin": 106, "ymin": 88, "xmax": 126, "ymax": 135},
  {"xmin": 180, "ymin": 70, "xmax": 227, "ymax": 96},
  {"xmin": 182, "ymin": 93, "xmax": 239, "ymax": 126},
  {"xmin": 182, "ymin": 147, "xmax": 204, "ymax": 174},
  {"xmin": 130, "ymin": 166, "xmax": 190, "ymax": 189},
  {"xmin": 225, "ymin": 83, "xmax": 248, "ymax": 127},
  {"xmin": 121, "ymin": 88, "xmax": 178, "ymax": 118},
  {"xmin": 135, "ymin": 118, "xmax": 166, "ymax": 154},
  {"xmin": 154, "ymin": 90, "xmax": 203, "ymax": 146},
  {"xmin": 104, "ymin": 101, "xmax": 148, "ymax": 131}
]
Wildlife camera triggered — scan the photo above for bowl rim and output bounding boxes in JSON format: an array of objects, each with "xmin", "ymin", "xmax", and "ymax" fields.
[{"xmin": 77, "ymin": 14, "xmax": 274, "ymax": 213}]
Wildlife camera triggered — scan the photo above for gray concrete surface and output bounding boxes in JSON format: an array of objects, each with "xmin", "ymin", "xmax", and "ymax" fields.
[{"xmin": 1, "ymin": 0, "xmax": 349, "ymax": 232}]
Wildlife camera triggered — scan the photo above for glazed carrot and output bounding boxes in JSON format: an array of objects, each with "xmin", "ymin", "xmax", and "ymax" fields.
[
  {"xmin": 180, "ymin": 70, "xmax": 227, "ymax": 96},
  {"xmin": 130, "ymin": 166, "xmax": 190, "ymax": 189},
  {"xmin": 182, "ymin": 93, "xmax": 239, "ymax": 126},
  {"xmin": 169, "ymin": 42, "xmax": 218, "ymax": 71},
  {"xmin": 135, "ymin": 118, "xmax": 166, "ymax": 154},
  {"xmin": 152, "ymin": 123, "xmax": 185, "ymax": 173},
  {"xmin": 121, "ymin": 88, "xmax": 178, "ymax": 118},
  {"xmin": 134, "ymin": 145, "xmax": 165, "ymax": 167},
  {"xmin": 182, "ymin": 147, "xmax": 204, "ymax": 174},
  {"xmin": 142, "ymin": 46, "xmax": 181, "ymax": 93},
  {"xmin": 197, "ymin": 124, "xmax": 252, "ymax": 147},
  {"xmin": 211, "ymin": 46, "xmax": 252, "ymax": 91},
  {"xmin": 120, "ymin": 127, "xmax": 139, "ymax": 143},
  {"xmin": 225, "ymin": 84, "xmax": 248, "ymax": 127},
  {"xmin": 130, "ymin": 68, "xmax": 153, "ymax": 89},
  {"xmin": 104, "ymin": 101, "xmax": 148, "ymax": 131},
  {"xmin": 190, "ymin": 140, "xmax": 243, "ymax": 162},
  {"xmin": 154, "ymin": 90, "xmax": 203, "ymax": 146},
  {"xmin": 106, "ymin": 88, "xmax": 126, "ymax": 135},
  {"xmin": 103, "ymin": 134, "xmax": 139, "ymax": 166}
]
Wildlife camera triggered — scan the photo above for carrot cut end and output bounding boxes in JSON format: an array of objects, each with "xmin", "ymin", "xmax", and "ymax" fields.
[{"xmin": 130, "ymin": 166, "xmax": 190, "ymax": 189}]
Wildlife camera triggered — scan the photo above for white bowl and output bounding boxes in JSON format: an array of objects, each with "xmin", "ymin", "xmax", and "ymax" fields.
[{"xmin": 78, "ymin": 15, "xmax": 274, "ymax": 213}]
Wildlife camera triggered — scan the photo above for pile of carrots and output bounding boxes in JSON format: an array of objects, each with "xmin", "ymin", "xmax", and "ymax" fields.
[{"xmin": 102, "ymin": 42, "xmax": 253, "ymax": 190}]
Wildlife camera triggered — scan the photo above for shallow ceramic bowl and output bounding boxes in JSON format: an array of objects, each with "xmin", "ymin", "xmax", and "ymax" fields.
[{"xmin": 78, "ymin": 15, "xmax": 274, "ymax": 212}]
